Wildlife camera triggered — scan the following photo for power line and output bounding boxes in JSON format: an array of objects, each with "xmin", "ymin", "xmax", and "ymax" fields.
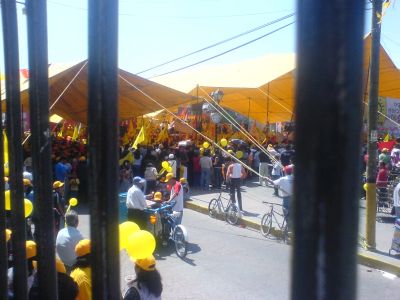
[
  {"xmin": 149, "ymin": 21, "xmax": 295, "ymax": 79},
  {"xmin": 47, "ymin": 1, "xmax": 293, "ymax": 19},
  {"xmin": 135, "ymin": 13, "xmax": 295, "ymax": 75}
]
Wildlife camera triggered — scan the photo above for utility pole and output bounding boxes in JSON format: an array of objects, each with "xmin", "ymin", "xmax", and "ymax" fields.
[{"xmin": 366, "ymin": 0, "xmax": 383, "ymax": 249}]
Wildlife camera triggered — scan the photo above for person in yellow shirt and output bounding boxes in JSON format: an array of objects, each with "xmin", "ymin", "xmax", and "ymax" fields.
[{"xmin": 70, "ymin": 239, "xmax": 91, "ymax": 300}]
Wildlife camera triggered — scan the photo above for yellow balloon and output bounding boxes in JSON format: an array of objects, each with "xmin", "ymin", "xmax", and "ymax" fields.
[
  {"xmin": 119, "ymin": 222, "xmax": 140, "ymax": 251},
  {"xmin": 220, "ymin": 138, "xmax": 228, "ymax": 147},
  {"xmin": 24, "ymin": 199, "xmax": 33, "ymax": 218},
  {"xmin": 166, "ymin": 166, "xmax": 173, "ymax": 173},
  {"xmin": 203, "ymin": 142, "xmax": 210, "ymax": 149},
  {"xmin": 363, "ymin": 183, "xmax": 368, "ymax": 191},
  {"xmin": 69, "ymin": 198, "xmax": 78, "ymax": 207},
  {"xmin": 126, "ymin": 230, "xmax": 156, "ymax": 259},
  {"xmin": 161, "ymin": 161, "xmax": 169, "ymax": 169},
  {"xmin": 236, "ymin": 151, "xmax": 243, "ymax": 159},
  {"xmin": 5, "ymin": 190, "xmax": 11, "ymax": 210}
]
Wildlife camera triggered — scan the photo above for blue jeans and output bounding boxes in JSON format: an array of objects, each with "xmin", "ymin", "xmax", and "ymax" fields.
[
  {"xmin": 282, "ymin": 196, "xmax": 291, "ymax": 230},
  {"xmin": 201, "ymin": 168, "xmax": 211, "ymax": 190}
]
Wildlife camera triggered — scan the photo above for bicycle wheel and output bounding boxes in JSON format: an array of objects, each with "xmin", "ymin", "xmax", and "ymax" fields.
[
  {"xmin": 260, "ymin": 213, "xmax": 273, "ymax": 237},
  {"xmin": 208, "ymin": 199, "xmax": 220, "ymax": 219},
  {"xmin": 226, "ymin": 203, "xmax": 239, "ymax": 225},
  {"xmin": 174, "ymin": 226, "xmax": 188, "ymax": 258}
]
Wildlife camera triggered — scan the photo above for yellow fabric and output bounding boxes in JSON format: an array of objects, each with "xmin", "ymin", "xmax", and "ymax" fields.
[
  {"xmin": 132, "ymin": 126, "xmax": 145, "ymax": 149},
  {"xmin": 187, "ymin": 35, "xmax": 400, "ymax": 124},
  {"xmin": 119, "ymin": 151, "xmax": 134, "ymax": 166},
  {"xmin": 2, "ymin": 61, "xmax": 196, "ymax": 123},
  {"xmin": 70, "ymin": 267, "xmax": 92, "ymax": 300}
]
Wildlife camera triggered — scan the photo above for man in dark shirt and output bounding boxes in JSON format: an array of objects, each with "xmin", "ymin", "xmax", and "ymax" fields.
[{"xmin": 280, "ymin": 145, "xmax": 294, "ymax": 167}]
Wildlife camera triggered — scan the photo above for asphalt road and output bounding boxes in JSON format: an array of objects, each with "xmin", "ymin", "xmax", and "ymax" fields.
[{"xmin": 115, "ymin": 209, "xmax": 400, "ymax": 300}]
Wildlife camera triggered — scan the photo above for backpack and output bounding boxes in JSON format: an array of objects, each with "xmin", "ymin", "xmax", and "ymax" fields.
[{"xmin": 124, "ymin": 281, "xmax": 141, "ymax": 300}]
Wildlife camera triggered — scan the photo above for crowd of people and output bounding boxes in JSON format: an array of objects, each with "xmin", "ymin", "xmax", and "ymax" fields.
[{"xmin": 4, "ymin": 136, "xmax": 296, "ymax": 299}]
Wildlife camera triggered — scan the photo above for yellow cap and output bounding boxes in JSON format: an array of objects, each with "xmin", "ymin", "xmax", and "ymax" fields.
[
  {"xmin": 32, "ymin": 258, "xmax": 66, "ymax": 274},
  {"xmin": 5, "ymin": 229, "xmax": 11, "ymax": 242},
  {"xmin": 26, "ymin": 240, "xmax": 37, "ymax": 259},
  {"xmin": 75, "ymin": 239, "xmax": 91, "ymax": 257},
  {"xmin": 135, "ymin": 255, "xmax": 156, "ymax": 271},
  {"xmin": 153, "ymin": 192, "xmax": 162, "ymax": 201},
  {"xmin": 165, "ymin": 173, "xmax": 174, "ymax": 181},
  {"xmin": 53, "ymin": 181, "xmax": 64, "ymax": 189},
  {"xmin": 23, "ymin": 178, "xmax": 32, "ymax": 186}
]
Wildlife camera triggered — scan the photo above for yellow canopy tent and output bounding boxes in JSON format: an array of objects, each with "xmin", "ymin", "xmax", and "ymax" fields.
[
  {"xmin": 186, "ymin": 34, "xmax": 400, "ymax": 124},
  {"xmin": 1, "ymin": 61, "xmax": 196, "ymax": 123},
  {"xmin": 256, "ymin": 34, "xmax": 400, "ymax": 122}
]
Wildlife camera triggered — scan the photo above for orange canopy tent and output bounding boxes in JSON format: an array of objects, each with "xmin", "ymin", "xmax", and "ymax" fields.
[{"xmin": 1, "ymin": 61, "xmax": 196, "ymax": 124}]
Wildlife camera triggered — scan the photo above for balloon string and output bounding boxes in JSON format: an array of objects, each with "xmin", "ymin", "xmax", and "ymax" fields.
[{"xmin": 119, "ymin": 75, "xmax": 272, "ymax": 179}]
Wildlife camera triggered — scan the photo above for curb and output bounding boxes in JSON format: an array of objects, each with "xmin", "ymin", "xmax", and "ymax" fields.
[{"xmin": 185, "ymin": 200, "xmax": 400, "ymax": 276}]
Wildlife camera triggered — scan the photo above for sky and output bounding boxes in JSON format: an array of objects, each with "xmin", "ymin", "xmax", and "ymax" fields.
[{"xmin": 0, "ymin": 0, "xmax": 399, "ymax": 80}]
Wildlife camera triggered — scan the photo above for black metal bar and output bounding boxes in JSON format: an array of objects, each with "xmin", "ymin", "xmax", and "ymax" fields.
[
  {"xmin": 0, "ymin": 71, "xmax": 8, "ymax": 300},
  {"xmin": 88, "ymin": 0, "xmax": 120, "ymax": 298},
  {"xmin": 365, "ymin": 0, "xmax": 383, "ymax": 249},
  {"xmin": 1, "ymin": 1, "xmax": 28, "ymax": 299},
  {"xmin": 292, "ymin": 1, "xmax": 365, "ymax": 300},
  {"xmin": 26, "ymin": 0, "xmax": 58, "ymax": 298}
]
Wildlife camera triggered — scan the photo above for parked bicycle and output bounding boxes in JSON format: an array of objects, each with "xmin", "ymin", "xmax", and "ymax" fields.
[
  {"xmin": 260, "ymin": 201, "xmax": 289, "ymax": 242},
  {"xmin": 208, "ymin": 189, "xmax": 240, "ymax": 225},
  {"xmin": 145, "ymin": 201, "xmax": 189, "ymax": 258}
]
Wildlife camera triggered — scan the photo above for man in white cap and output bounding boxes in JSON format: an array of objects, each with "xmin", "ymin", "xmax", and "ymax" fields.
[{"xmin": 126, "ymin": 176, "xmax": 152, "ymax": 229}]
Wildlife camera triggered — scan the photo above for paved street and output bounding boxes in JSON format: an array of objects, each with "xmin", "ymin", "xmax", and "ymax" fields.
[{"xmin": 78, "ymin": 207, "xmax": 399, "ymax": 299}]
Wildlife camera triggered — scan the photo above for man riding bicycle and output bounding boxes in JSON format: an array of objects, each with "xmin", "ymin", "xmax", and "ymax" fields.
[{"xmin": 267, "ymin": 165, "xmax": 294, "ymax": 227}]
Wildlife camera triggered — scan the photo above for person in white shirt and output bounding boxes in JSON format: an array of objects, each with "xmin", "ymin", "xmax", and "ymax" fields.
[
  {"xmin": 126, "ymin": 176, "xmax": 151, "ymax": 229},
  {"xmin": 56, "ymin": 210, "xmax": 84, "ymax": 272},
  {"xmin": 393, "ymin": 181, "xmax": 400, "ymax": 218},
  {"xmin": 270, "ymin": 165, "xmax": 294, "ymax": 221},
  {"xmin": 199, "ymin": 151, "xmax": 213, "ymax": 190},
  {"xmin": 144, "ymin": 163, "xmax": 158, "ymax": 194},
  {"xmin": 226, "ymin": 157, "xmax": 246, "ymax": 211},
  {"xmin": 167, "ymin": 153, "xmax": 177, "ymax": 177}
]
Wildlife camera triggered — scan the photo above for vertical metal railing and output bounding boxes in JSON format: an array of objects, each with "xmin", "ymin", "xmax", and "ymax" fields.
[
  {"xmin": 0, "ymin": 71, "xmax": 7, "ymax": 300},
  {"xmin": 1, "ymin": 1, "xmax": 28, "ymax": 299},
  {"xmin": 292, "ymin": 1, "xmax": 365, "ymax": 300},
  {"xmin": 88, "ymin": 0, "xmax": 120, "ymax": 298},
  {"xmin": 26, "ymin": 0, "xmax": 58, "ymax": 298}
]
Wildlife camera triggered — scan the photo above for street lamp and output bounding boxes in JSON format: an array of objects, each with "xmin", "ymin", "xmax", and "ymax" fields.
[{"xmin": 210, "ymin": 89, "xmax": 224, "ymax": 142}]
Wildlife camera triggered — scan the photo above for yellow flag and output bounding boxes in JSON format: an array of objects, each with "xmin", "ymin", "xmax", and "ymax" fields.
[
  {"xmin": 72, "ymin": 125, "xmax": 79, "ymax": 141},
  {"xmin": 57, "ymin": 122, "xmax": 64, "ymax": 137},
  {"xmin": 384, "ymin": 132, "xmax": 390, "ymax": 142},
  {"xmin": 132, "ymin": 126, "xmax": 145, "ymax": 149},
  {"xmin": 127, "ymin": 119, "xmax": 135, "ymax": 138}
]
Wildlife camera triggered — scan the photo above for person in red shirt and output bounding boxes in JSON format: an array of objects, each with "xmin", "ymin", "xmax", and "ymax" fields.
[{"xmin": 376, "ymin": 162, "xmax": 389, "ymax": 203}]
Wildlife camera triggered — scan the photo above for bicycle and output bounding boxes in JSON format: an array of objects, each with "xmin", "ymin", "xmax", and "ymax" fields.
[
  {"xmin": 208, "ymin": 189, "xmax": 240, "ymax": 225},
  {"xmin": 260, "ymin": 201, "xmax": 289, "ymax": 242},
  {"xmin": 145, "ymin": 201, "xmax": 189, "ymax": 258}
]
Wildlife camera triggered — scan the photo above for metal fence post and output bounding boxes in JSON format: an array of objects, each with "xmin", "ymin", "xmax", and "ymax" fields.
[
  {"xmin": 88, "ymin": 0, "xmax": 120, "ymax": 298},
  {"xmin": 1, "ymin": 1, "xmax": 28, "ymax": 299},
  {"xmin": 292, "ymin": 1, "xmax": 365, "ymax": 299},
  {"xmin": 26, "ymin": 0, "xmax": 58, "ymax": 298},
  {"xmin": 0, "ymin": 71, "xmax": 8, "ymax": 300}
]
